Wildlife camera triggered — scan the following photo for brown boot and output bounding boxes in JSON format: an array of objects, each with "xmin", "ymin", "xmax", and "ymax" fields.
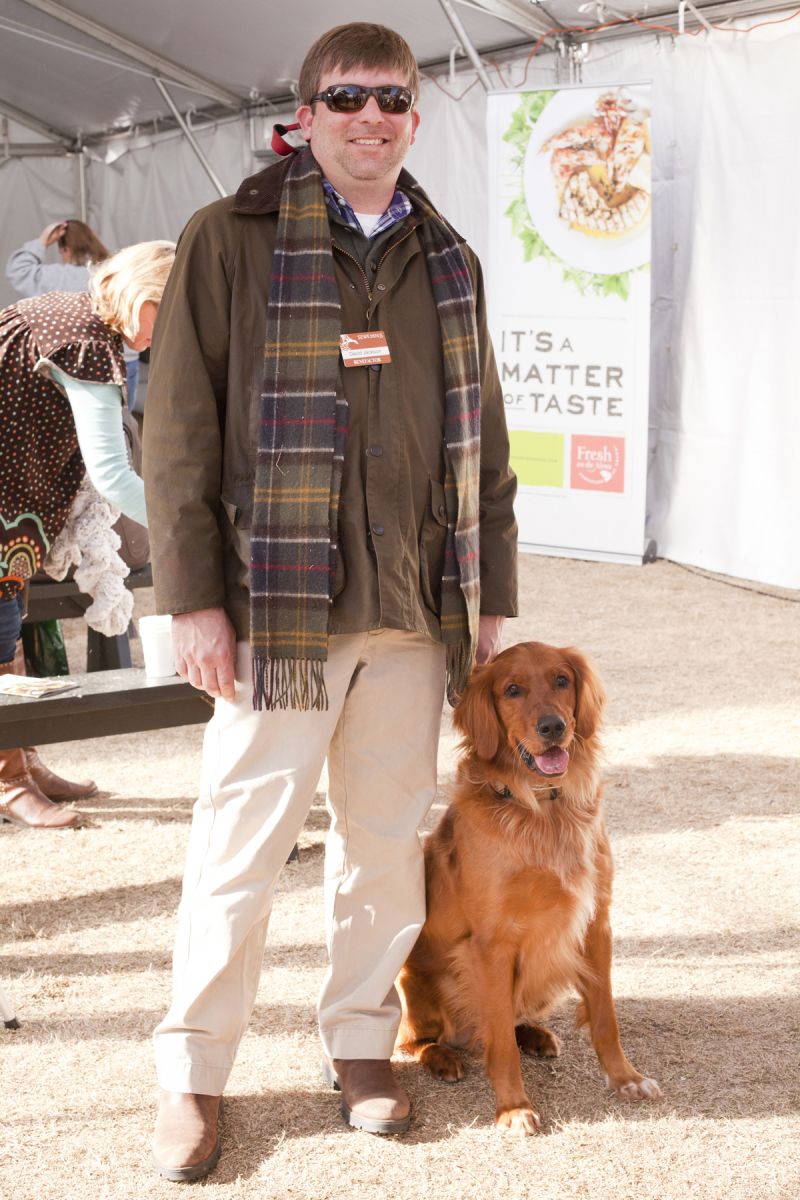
[
  {"xmin": 25, "ymin": 749, "xmax": 97, "ymax": 802},
  {"xmin": 152, "ymin": 1091, "xmax": 223, "ymax": 1183},
  {"xmin": 323, "ymin": 1058, "xmax": 411, "ymax": 1134},
  {"xmin": 0, "ymin": 748, "xmax": 86, "ymax": 828}
]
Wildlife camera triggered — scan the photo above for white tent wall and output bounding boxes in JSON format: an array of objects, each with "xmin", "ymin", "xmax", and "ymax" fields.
[
  {"xmin": 414, "ymin": 29, "xmax": 800, "ymax": 591},
  {"xmin": 2, "ymin": 18, "xmax": 798, "ymax": 589},
  {"xmin": 421, "ymin": 28, "xmax": 799, "ymax": 590},
  {"xmin": 654, "ymin": 30, "xmax": 800, "ymax": 589},
  {"xmin": 85, "ymin": 119, "xmax": 256, "ymax": 253},
  {"xmin": 0, "ymin": 118, "xmax": 84, "ymax": 309}
]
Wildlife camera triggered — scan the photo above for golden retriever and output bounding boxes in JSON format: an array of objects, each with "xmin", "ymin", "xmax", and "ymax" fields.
[{"xmin": 396, "ymin": 641, "xmax": 660, "ymax": 1133}]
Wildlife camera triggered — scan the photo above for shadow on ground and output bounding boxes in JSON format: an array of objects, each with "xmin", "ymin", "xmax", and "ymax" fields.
[
  {"xmin": 166, "ymin": 986, "xmax": 800, "ymax": 1183},
  {"xmin": 598, "ymin": 754, "xmax": 798, "ymax": 835}
]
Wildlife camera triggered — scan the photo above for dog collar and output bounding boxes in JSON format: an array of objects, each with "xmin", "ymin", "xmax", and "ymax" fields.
[{"xmin": 493, "ymin": 783, "xmax": 559, "ymax": 802}]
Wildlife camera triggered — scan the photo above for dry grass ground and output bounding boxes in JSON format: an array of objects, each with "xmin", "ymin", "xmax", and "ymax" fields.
[{"xmin": 1, "ymin": 554, "xmax": 798, "ymax": 1200}]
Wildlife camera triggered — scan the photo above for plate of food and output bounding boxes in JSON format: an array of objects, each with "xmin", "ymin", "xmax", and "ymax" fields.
[{"xmin": 523, "ymin": 85, "xmax": 652, "ymax": 274}]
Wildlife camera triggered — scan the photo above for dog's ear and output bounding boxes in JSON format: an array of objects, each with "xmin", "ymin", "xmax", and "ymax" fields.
[
  {"xmin": 453, "ymin": 663, "xmax": 504, "ymax": 761},
  {"xmin": 564, "ymin": 648, "xmax": 605, "ymax": 743}
]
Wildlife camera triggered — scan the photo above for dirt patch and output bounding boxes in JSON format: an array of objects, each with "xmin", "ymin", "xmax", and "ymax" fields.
[{"xmin": 2, "ymin": 554, "xmax": 798, "ymax": 1200}]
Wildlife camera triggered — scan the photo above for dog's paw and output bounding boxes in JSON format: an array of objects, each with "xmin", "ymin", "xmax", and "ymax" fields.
[
  {"xmin": 420, "ymin": 1043, "xmax": 464, "ymax": 1082},
  {"xmin": 495, "ymin": 1105, "xmax": 541, "ymax": 1136},
  {"xmin": 610, "ymin": 1075, "xmax": 662, "ymax": 1101},
  {"xmin": 516, "ymin": 1023, "xmax": 563, "ymax": 1058}
]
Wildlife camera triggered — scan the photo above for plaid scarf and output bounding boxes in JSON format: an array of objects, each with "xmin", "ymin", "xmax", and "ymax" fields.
[{"xmin": 251, "ymin": 148, "xmax": 481, "ymax": 710}]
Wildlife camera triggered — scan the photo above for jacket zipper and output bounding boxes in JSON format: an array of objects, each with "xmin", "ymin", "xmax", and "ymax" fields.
[{"xmin": 333, "ymin": 225, "xmax": 417, "ymax": 326}]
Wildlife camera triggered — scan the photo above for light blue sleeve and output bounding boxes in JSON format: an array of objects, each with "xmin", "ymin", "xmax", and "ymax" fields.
[
  {"xmin": 4, "ymin": 240, "xmax": 90, "ymax": 298},
  {"xmin": 50, "ymin": 366, "xmax": 148, "ymax": 528}
]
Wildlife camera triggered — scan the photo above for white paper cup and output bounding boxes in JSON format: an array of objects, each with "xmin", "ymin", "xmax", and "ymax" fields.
[{"xmin": 138, "ymin": 614, "xmax": 176, "ymax": 678}]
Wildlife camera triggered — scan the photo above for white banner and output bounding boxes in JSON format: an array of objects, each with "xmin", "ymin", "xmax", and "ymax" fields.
[{"xmin": 487, "ymin": 84, "xmax": 653, "ymax": 564}]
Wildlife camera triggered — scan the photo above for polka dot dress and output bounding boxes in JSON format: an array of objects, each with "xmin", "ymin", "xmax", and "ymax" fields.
[{"xmin": 0, "ymin": 291, "xmax": 126, "ymax": 598}]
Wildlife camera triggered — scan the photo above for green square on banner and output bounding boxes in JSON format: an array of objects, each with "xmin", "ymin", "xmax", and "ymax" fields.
[{"xmin": 509, "ymin": 431, "xmax": 564, "ymax": 487}]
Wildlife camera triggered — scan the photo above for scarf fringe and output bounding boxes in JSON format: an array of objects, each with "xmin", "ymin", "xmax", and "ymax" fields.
[
  {"xmin": 252, "ymin": 655, "xmax": 329, "ymax": 712},
  {"xmin": 446, "ymin": 640, "xmax": 474, "ymax": 708}
]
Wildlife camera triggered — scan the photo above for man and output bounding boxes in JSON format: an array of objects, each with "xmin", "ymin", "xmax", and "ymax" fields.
[{"xmin": 144, "ymin": 22, "xmax": 517, "ymax": 1183}]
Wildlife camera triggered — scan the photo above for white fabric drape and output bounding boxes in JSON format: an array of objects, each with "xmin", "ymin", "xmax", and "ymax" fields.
[{"xmin": 650, "ymin": 32, "xmax": 800, "ymax": 587}]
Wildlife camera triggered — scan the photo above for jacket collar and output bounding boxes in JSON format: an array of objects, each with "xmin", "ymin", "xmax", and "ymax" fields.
[
  {"xmin": 233, "ymin": 155, "xmax": 293, "ymax": 215},
  {"xmin": 232, "ymin": 151, "xmax": 464, "ymax": 244}
]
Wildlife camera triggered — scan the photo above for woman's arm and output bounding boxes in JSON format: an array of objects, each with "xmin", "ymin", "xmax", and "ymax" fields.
[
  {"xmin": 49, "ymin": 366, "xmax": 148, "ymax": 527},
  {"xmin": 4, "ymin": 240, "xmax": 90, "ymax": 299}
]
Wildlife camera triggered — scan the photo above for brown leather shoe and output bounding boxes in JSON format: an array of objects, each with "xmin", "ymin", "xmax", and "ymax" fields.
[
  {"xmin": 152, "ymin": 1091, "xmax": 223, "ymax": 1183},
  {"xmin": 323, "ymin": 1057, "xmax": 411, "ymax": 1134},
  {"xmin": 25, "ymin": 749, "xmax": 97, "ymax": 802},
  {"xmin": 0, "ymin": 748, "xmax": 86, "ymax": 828}
]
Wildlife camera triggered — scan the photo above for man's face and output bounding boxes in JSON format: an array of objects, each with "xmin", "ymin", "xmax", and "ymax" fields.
[{"xmin": 296, "ymin": 64, "xmax": 420, "ymax": 200}]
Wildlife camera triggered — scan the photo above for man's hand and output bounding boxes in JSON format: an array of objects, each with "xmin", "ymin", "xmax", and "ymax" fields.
[
  {"xmin": 39, "ymin": 221, "xmax": 67, "ymax": 248},
  {"xmin": 476, "ymin": 615, "xmax": 505, "ymax": 665},
  {"xmin": 172, "ymin": 607, "xmax": 237, "ymax": 701}
]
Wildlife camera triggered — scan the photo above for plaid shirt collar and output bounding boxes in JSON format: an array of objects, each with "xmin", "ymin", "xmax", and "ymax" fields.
[{"xmin": 322, "ymin": 179, "xmax": 413, "ymax": 239}]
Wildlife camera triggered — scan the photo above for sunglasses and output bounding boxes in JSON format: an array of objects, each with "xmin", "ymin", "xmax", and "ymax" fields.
[{"xmin": 309, "ymin": 84, "xmax": 415, "ymax": 114}]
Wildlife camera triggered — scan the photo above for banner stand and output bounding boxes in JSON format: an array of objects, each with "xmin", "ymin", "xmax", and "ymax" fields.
[{"xmin": 487, "ymin": 83, "xmax": 653, "ymax": 566}]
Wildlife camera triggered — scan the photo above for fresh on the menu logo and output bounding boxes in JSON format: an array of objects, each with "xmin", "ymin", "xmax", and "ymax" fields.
[{"xmin": 570, "ymin": 435, "xmax": 625, "ymax": 493}]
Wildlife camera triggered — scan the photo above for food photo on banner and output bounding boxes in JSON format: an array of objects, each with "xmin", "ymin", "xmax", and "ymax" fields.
[{"xmin": 487, "ymin": 83, "xmax": 653, "ymax": 565}]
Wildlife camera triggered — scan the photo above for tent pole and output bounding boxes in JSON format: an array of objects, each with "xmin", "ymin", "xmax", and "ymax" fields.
[
  {"xmin": 436, "ymin": 0, "xmax": 493, "ymax": 91},
  {"xmin": 77, "ymin": 150, "xmax": 88, "ymax": 222},
  {"xmin": 153, "ymin": 78, "xmax": 228, "ymax": 200},
  {"xmin": 0, "ymin": 98, "xmax": 72, "ymax": 147}
]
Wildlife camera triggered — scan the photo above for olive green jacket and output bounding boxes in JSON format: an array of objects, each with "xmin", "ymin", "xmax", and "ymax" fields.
[{"xmin": 143, "ymin": 157, "xmax": 518, "ymax": 641}]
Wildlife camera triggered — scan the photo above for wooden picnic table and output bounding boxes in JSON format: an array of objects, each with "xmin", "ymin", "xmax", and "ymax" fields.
[{"xmin": 0, "ymin": 668, "xmax": 212, "ymax": 750}]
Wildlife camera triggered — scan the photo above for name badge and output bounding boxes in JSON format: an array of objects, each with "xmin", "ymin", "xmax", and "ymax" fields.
[{"xmin": 339, "ymin": 330, "xmax": 391, "ymax": 367}]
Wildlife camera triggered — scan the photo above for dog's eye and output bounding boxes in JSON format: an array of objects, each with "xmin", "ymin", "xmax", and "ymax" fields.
[
  {"xmin": 504, "ymin": 683, "xmax": 521, "ymax": 697},
  {"xmin": 554, "ymin": 674, "xmax": 570, "ymax": 689}
]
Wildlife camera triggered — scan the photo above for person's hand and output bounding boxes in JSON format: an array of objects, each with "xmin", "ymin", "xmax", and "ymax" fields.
[
  {"xmin": 172, "ymin": 607, "xmax": 237, "ymax": 701},
  {"xmin": 39, "ymin": 221, "xmax": 67, "ymax": 248},
  {"xmin": 476, "ymin": 615, "xmax": 505, "ymax": 665}
]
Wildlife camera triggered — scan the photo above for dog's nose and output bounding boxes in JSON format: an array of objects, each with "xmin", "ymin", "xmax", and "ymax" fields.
[{"xmin": 537, "ymin": 714, "xmax": 566, "ymax": 741}]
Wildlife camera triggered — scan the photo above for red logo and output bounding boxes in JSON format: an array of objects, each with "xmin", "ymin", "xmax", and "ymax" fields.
[{"xmin": 570, "ymin": 436, "xmax": 625, "ymax": 493}]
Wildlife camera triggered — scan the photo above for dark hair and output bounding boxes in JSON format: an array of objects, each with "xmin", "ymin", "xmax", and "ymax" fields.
[
  {"xmin": 57, "ymin": 219, "xmax": 110, "ymax": 266},
  {"xmin": 298, "ymin": 23, "xmax": 420, "ymax": 106}
]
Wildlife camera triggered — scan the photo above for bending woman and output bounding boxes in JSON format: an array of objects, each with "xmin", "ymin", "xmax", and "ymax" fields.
[{"xmin": 0, "ymin": 240, "xmax": 175, "ymax": 829}]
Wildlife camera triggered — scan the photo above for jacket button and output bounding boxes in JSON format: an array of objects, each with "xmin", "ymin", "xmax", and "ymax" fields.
[
  {"xmin": 249, "ymin": 188, "xmax": 258, "ymax": 195},
  {"xmin": 367, "ymin": 445, "xmax": 384, "ymax": 457},
  {"xmin": 369, "ymin": 363, "xmax": 381, "ymax": 372},
  {"xmin": 376, "ymin": 283, "xmax": 386, "ymax": 291},
  {"xmin": 438, "ymin": 504, "xmax": 446, "ymax": 518},
  {"xmin": 371, "ymin": 524, "xmax": 384, "ymax": 536}
]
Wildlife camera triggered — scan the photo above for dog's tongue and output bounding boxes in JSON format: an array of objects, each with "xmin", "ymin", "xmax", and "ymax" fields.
[{"xmin": 534, "ymin": 747, "xmax": 569, "ymax": 775}]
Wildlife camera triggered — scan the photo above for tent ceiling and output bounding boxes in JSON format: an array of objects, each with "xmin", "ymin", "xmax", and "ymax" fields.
[{"xmin": 0, "ymin": 0, "xmax": 793, "ymax": 144}]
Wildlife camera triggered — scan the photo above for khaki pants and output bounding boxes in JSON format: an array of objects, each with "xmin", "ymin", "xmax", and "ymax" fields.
[{"xmin": 154, "ymin": 629, "xmax": 446, "ymax": 1095}]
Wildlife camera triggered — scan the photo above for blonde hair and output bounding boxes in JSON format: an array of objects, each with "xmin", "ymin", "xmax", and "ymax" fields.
[{"xmin": 89, "ymin": 240, "xmax": 175, "ymax": 340}]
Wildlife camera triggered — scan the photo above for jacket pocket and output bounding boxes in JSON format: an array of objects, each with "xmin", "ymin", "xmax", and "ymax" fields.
[
  {"xmin": 220, "ymin": 480, "xmax": 254, "ymax": 530},
  {"xmin": 220, "ymin": 481, "xmax": 253, "ymax": 580},
  {"xmin": 419, "ymin": 477, "xmax": 449, "ymax": 614},
  {"xmin": 332, "ymin": 547, "xmax": 346, "ymax": 598}
]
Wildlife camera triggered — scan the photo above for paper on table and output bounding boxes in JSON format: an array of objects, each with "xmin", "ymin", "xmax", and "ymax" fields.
[{"xmin": 0, "ymin": 674, "xmax": 80, "ymax": 698}]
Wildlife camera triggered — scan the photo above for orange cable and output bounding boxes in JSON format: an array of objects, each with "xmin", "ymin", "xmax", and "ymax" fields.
[{"xmin": 423, "ymin": 6, "xmax": 800, "ymax": 100}]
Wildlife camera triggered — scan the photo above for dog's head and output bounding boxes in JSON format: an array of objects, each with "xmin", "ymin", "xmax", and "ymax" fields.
[{"xmin": 453, "ymin": 641, "xmax": 605, "ymax": 788}]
